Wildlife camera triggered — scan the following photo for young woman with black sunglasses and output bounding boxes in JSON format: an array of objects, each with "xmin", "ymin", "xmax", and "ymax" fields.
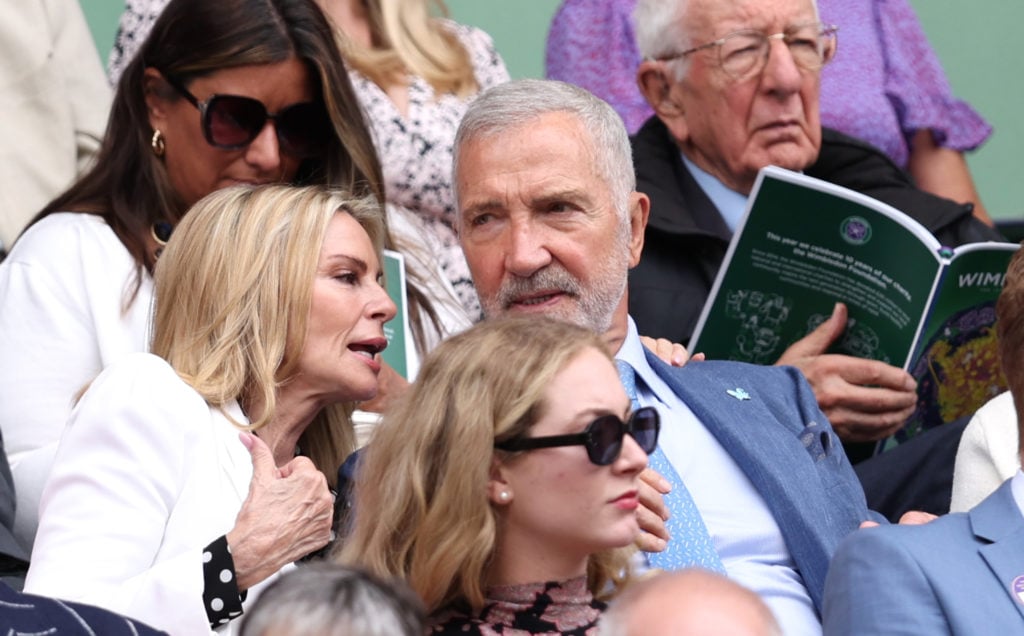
[
  {"xmin": 0, "ymin": 0, "xmax": 446, "ymax": 550},
  {"xmin": 338, "ymin": 316, "xmax": 658, "ymax": 635}
]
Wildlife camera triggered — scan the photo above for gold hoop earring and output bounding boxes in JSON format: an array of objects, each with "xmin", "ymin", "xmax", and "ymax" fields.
[
  {"xmin": 151, "ymin": 129, "xmax": 166, "ymax": 157},
  {"xmin": 151, "ymin": 221, "xmax": 172, "ymax": 260}
]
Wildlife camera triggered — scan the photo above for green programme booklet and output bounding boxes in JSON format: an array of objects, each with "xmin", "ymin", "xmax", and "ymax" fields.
[
  {"xmin": 381, "ymin": 249, "xmax": 415, "ymax": 380},
  {"xmin": 689, "ymin": 166, "xmax": 1018, "ymax": 443}
]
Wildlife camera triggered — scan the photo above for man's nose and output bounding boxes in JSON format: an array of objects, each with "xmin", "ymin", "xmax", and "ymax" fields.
[
  {"xmin": 760, "ymin": 38, "xmax": 804, "ymax": 95},
  {"xmin": 504, "ymin": 218, "xmax": 552, "ymax": 277}
]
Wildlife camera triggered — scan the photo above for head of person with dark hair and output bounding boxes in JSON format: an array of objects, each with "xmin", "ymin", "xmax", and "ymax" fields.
[
  {"xmin": 36, "ymin": 0, "xmax": 383, "ymax": 276},
  {"xmin": 239, "ymin": 563, "xmax": 425, "ymax": 636},
  {"xmin": 339, "ymin": 317, "xmax": 655, "ymax": 632}
]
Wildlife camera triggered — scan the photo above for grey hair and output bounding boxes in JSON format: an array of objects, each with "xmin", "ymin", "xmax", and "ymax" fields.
[
  {"xmin": 633, "ymin": 0, "xmax": 691, "ymax": 63},
  {"xmin": 633, "ymin": 0, "xmax": 821, "ymax": 80},
  {"xmin": 453, "ymin": 79, "xmax": 635, "ymax": 222},
  {"xmin": 238, "ymin": 563, "xmax": 425, "ymax": 636}
]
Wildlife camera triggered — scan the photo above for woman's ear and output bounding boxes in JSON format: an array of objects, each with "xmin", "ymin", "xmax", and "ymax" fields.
[
  {"xmin": 142, "ymin": 67, "xmax": 171, "ymax": 132},
  {"xmin": 487, "ymin": 456, "xmax": 514, "ymax": 506}
]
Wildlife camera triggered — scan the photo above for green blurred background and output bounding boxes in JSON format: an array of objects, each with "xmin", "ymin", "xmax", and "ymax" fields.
[{"xmin": 82, "ymin": 0, "xmax": 1022, "ymax": 222}]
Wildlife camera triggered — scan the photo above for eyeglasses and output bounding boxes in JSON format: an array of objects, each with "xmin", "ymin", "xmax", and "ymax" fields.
[
  {"xmin": 158, "ymin": 71, "xmax": 329, "ymax": 158},
  {"xmin": 658, "ymin": 22, "xmax": 838, "ymax": 81},
  {"xmin": 495, "ymin": 407, "xmax": 660, "ymax": 466}
]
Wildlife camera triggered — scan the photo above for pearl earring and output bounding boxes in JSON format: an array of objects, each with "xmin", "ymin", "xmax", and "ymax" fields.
[{"xmin": 498, "ymin": 490, "xmax": 510, "ymax": 502}]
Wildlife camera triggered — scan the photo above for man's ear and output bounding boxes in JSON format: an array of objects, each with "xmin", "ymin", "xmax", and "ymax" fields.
[
  {"xmin": 487, "ymin": 456, "xmax": 514, "ymax": 506},
  {"xmin": 142, "ymin": 67, "xmax": 171, "ymax": 133},
  {"xmin": 626, "ymin": 191, "xmax": 650, "ymax": 268},
  {"xmin": 637, "ymin": 60, "xmax": 690, "ymax": 144},
  {"xmin": 638, "ymin": 60, "xmax": 683, "ymax": 116}
]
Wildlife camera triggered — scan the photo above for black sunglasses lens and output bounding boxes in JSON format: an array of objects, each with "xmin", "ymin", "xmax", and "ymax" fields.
[
  {"xmin": 587, "ymin": 415, "xmax": 625, "ymax": 466},
  {"xmin": 630, "ymin": 408, "xmax": 660, "ymax": 454},
  {"xmin": 276, "ymin": 102, "xmax": 329, "ymax": 158},
  {"xmin": 205, "ymin": 95, "xmax": 267, "ymax": 148}
]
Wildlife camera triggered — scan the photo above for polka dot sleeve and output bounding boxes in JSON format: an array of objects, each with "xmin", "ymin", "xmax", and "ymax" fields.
[{"xmin": 202, "ymin": 535, "xmax": 246, "ymax": 629}]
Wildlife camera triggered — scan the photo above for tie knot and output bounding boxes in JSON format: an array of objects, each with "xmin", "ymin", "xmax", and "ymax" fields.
[{"xmin": 615, "ymin": 359, "xmax": 640, "ymax": 411}]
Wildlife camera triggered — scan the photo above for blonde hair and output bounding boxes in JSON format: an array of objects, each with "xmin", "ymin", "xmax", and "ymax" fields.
[
  {"xmin": 151, "ymin": 184, "xmax": 386, "ymax": 487},
  {"xmin": 341, "ymin": 0, "xmax": 477, "ymax": 97},
  {"xmin": 337, "ymin": 317, "xmax": 636, "ymax": 612}
]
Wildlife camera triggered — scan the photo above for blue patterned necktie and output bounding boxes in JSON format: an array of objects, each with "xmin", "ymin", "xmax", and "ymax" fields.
[{"xmin": 615, "ymin": 359, "xmax": 725, "ymax": 573}]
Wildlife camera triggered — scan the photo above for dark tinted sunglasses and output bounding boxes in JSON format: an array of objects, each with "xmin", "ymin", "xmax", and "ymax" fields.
[
  {"xmin": 495, "ymin": 406, "xmax": 660, "ymax": 466},
  {"xmin": 159, "ymin": 71, "xmax": 329, "ymax": 158}
]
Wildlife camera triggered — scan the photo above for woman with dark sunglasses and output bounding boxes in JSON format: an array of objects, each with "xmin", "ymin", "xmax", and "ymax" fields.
[
  {"xmin": 0, "ymin": 0, "xmax": 450, "ymax": 549},
  {"xmin": 108, "ymin": 0, "xmax": 510, "ymax": 327},
  {"xmin": 337, "ymin": 316, "xmax": 657, "ymax": 635}
]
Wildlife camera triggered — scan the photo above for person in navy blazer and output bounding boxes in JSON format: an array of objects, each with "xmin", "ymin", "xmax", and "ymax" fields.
[
  {"xmin": 0, "ymin": 582, "xmax": 168, "ymax": 635},
  {"xmin": 452, "ymin": 78, "xmax": 875, "ymax": 634},
  {"xmin": 822, "ymin": 243, "xmax": 1024, "ymax": 635}
]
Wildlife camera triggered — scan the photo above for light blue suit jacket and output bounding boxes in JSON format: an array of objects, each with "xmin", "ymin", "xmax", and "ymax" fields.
[
  {"xmin": 646, "ymin": 351, "xmax": 871, "ymax": 612},
  {"xmin": 822, "ymin": 478, "xmax": 1024, "ymax": 634}
]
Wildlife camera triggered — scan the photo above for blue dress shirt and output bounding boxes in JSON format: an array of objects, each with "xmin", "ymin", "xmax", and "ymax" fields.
[{"xmin": 618, "ymin": 318, "xmax": 821, "ymax": 635}]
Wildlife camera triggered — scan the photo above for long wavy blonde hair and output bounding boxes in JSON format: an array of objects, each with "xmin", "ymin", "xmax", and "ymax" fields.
[
  {"xmin": 340, "ymin": 0, "xmax": 477, "ymax": 97},
  {"xmin": 337, "ymin": 317, "xmax": 636, "ymax": 612},
  {"xmin": 151, "ymin": 184, "xmax": 386, "ymax": 487}
]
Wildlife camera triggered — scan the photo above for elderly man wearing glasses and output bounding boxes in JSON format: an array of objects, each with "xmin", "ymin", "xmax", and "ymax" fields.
[{"xmin": 627, "ymin": 0, "xmax": 1003, "ymax": 475}]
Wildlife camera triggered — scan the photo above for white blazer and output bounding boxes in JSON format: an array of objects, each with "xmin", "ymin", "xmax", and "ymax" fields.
[
  {"xmin": 25, "ymin": 353, "xmax": 287, "ymax": 635},
  {"xmin": 950, "ymin": 391, "xmax": 1021, "ymax": 512},
  {"xmin": 0, "ymin": 213, "xmax": 154, "ymax": 548}
]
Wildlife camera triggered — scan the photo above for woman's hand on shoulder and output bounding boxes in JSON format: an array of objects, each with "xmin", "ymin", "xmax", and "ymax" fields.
[
  {"xmin": 639, "ymin": 336, "xmax": 703, "ymax": 368},
  {"xmin": 226, "ymin": 434, "xmax": 334, "ymax": 590}
]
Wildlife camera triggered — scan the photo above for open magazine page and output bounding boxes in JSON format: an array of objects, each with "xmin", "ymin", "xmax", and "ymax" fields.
[
  {"xmin": 899, "ymin": 243, "xmax": 1018, "ymax": 441},
  {"xmin": 691, "ymin": 167, "xmax": 942, "ymax": 368}
]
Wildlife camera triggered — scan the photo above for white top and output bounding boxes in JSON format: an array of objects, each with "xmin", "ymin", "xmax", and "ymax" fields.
[
  {"xmin": 0, "ymin": 212, "xmax": 153, "ymax": 546},
  {"xmin": 616, "ymin": 320, "xmax": 821, "ymax": 636},
  {"xmin": 950, "ymin": 391, "xmax": 1021, "ymax": 512},
  {"xmin": 25, "ymin": 353, "xmax": 282, "ymax": 635}
]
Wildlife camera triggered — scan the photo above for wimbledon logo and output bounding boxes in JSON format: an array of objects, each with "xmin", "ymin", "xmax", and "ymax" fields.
[{"xmin": 840, "ymin": 216, "xmax": 872, "ymax": 246}]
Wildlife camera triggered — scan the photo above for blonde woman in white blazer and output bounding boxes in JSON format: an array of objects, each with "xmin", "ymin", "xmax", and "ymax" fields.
[{"xmin": 25, "ymin": 185, "xmax": 396, "ymax": 635}]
